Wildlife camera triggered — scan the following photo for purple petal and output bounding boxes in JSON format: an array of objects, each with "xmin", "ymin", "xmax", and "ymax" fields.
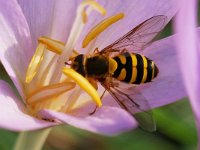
[
  {"xmin": 0, "ymin": 80, "xmax": 57, "ymax": 131},
  {"xmin": 18, "ymin": 0, "xmax": 81, "ymax": 47},
  {"xmin": 174, "ymin": 0, "xmax": 200, "ymax": 147},
  {"xmin": 39, "ymin": 106, "xmax": 137, "ymax": 135},
  {"xmin": 0, "ymin": 0, "xmax": 33, "ymax": 98},
  {"xmin": 75, "ymin": 0, "xmax": 179, "ymax": 51}
]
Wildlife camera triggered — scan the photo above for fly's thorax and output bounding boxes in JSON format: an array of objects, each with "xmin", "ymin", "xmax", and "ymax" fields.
[
  {"xmin": 111, "ymin": 52, "xmax": 159, "ymax": 84},
  {"xmin": 71, "ymin": 54, "xmax": 109, "ymax": 78},
  {"xmin": 85, "ymin": 55, "xmax": 109, "ymax": 78}
]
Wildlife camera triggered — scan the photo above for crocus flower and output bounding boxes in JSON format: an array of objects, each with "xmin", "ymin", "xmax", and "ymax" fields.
[
  {"xmin": 0, "ymin": 0, "xmax": 185, "ymax": 136},
  {"xmin": 174, "ymin": 0, "xmax": 200, "ymax": 147}
]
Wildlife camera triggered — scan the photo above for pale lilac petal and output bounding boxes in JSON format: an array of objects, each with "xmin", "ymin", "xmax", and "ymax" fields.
[
  {"xmin": 39, "ymin": 106, "xmax": 137, "ymax": 135},
  {"xmin": 17, "ymin": 0, "xmax": 54, "ymax": 47},
  {"xmin": 49, "ymin": 0, "xmax": 81, "ymax": 41},
  {"xmin": 75, "ymin": 0, "xmax": 179, "ymax": 51},
  {"xmin": 0, "ymin": 80, "xmax": 58, "ymax": 131},
  {"xmin": 18, "ymin": 0, "xmax": 81, "ymax": 47},
  {"xmin": 174, "ymin": 0, "xmax": 200, "ymax": 147},
  {"xmin": 0, "ymin": 0, "xmax": 33, "ymax": 98}
]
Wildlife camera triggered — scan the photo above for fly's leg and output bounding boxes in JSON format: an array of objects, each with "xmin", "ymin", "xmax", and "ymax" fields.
[
  {"xmin": 93, "ymin": 48, "xmax": 100, "ymax": 53},
  {"xmin": 87, "ymin": 78, "xmax": 98, "ymax": 90},
  {"xmin": 87, "ymin": 78, "xmax": 98, "ymax": 115},
  {"xmin": 89, "ymin": 105, "xmax": 98, "ymax": 115},
  {"xmin": 101, "ymin": 89, "xmax": 107, "ymax": 98},
  {"xmin": 120, "ymin": 49, "xmax": 128, "ymax": 54},
  {"xmin": 89, "ymin": 89, "xmax": 107, "ymax": 115}
]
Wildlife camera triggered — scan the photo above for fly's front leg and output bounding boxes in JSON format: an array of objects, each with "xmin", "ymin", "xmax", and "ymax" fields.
[
  {"xmin": 89, "ymin": 89, "xmax": 107, "ymax": 115},
  {"xmin": 93, "ymin": 48, "xmax": 100, "ymax": 54},
  {"xmin": 89, "ymin": 105, "xmax": 98, "ymax": 115},
  {"xmin": 87, "ymin": 78, "xmax": 102, "ymax": 115},
  {"xmin": 89, "ymin": 77, "xmax": 113, "ymax": 115},
  {"xmin": 88, "ymin": 78, "xmax": 98, "ymax": 115}
]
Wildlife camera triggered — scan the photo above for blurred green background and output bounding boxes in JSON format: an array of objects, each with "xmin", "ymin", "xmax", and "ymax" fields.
[{"xmin": 0, "ymin": 20, "xmax": 198, "ymax": 150}]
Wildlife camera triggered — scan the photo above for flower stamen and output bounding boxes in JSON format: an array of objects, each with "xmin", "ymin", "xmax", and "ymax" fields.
[
  {"xmin": 38, "ymin": 36, "xmax": 64, "ymax": 55},
  {"xmin": 48, "ymin": 0, "xmax": 106, "ymax": 84},
  {"xmin": 82, "ymin": 0, "xmax": 106, "ymax": 16},
  {"xmin": 38, "ymin": 36, "xmax": 80, "ymax": 57},
  {"xmin": 82, "ymin": 13, "xmax": 125, "ymax": 48},
  {"xmin": 60, "ymin": 87, "xmax": 82, "ymax": 113},
  {"xmin": 25, "ymin": 43, "xmax": 46, "ymax": 83},
  {"xmin": 25, "ymin": 1, "xmax": 107, "ymax": 116},
  {"xmin": 81, "ymin": 0, "xmax": 107, "ymax": 24},
  {"xmin": 62, "ymin": 67, "xmax": 102, "ymax": 107},
  {"xmin": 27, "ymin": 81, "xmax": 76, "ymax": 104}
]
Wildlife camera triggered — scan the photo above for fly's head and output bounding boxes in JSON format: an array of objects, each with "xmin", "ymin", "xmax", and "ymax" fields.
[{"xmin": 70, "ymin": 54, "xmax": 86, "ymax": 77}]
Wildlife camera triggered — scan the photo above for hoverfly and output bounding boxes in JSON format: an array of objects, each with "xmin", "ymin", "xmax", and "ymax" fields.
[{"xmin": 69, "ymin": 15, "xmax": 167, "ymax": 132}]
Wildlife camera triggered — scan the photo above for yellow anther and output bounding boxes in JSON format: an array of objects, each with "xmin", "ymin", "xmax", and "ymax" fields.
[
  {"xmin": 82, "ymin": 0, "xmax": 106, "ymax": 15},
  {"xmin": 82, "ymin": 13, "xmax": 125, "ymax": 48},
  {"xmin": 38, "ymin": 36, "xmax": 64, "ymax": 55},
  {"xmin": 81, "ymin": 0, "xmax": 106, "ymax": 24},
  {"xmin": 62, "ymin": 67, "xmax": 102, "ymax": 107},
  {"xmin": 38, "ymin": 36, "xmax": 80, "ymax": 57},
  {"xmin": 82, "ymin": 9, "xmax": 88, "ymax": 24},
  {"xmin": 25, "ymin": 43, "xmax": 46, "ymax": 83},
  {"xmin": 27, "ymin": 81, "xmax": 76, "ymax": 104}
]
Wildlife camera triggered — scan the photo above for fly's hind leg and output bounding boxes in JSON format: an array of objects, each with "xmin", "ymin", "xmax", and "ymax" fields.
[{"xmin": 120, "ymin": 48, "xmax": 128, "ymax": 54}]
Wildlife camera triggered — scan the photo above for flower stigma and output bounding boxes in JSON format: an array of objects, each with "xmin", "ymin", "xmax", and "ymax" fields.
[{"xmin": 24, "ymin": 1, "xmax": 124, "ymax": 119}]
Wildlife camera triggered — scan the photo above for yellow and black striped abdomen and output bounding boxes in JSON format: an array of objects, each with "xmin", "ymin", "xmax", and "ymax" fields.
[{"xmin": 110, "ymin": 52, "xmax": 159, "ymax": 84}]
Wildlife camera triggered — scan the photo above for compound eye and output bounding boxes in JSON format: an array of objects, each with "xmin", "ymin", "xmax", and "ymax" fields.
[{"xmin": 71, "ymin": 62, "xmax": 79, "ymax": 71}]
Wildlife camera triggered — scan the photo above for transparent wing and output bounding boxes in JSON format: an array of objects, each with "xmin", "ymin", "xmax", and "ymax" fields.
[
  {"xmin": 101, "ymin": 15, "xmax": 167, "ymax": 54},
  {"xmin": 101, "ymin": 80, "xmax": 156, "ymax": 132}
]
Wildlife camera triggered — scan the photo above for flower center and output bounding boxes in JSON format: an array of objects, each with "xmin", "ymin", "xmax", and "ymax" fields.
[{"xmin": 25, "ymin": 0, "xmax": 124, "ymax": 117}]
